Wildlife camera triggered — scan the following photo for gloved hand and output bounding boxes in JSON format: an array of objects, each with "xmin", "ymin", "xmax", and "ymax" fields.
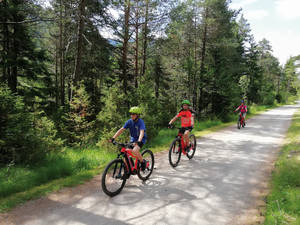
[
  {"xmin": 137, "ymin": 141, "xmax": 143, "ymax": 148},
  {"xmin": 110, "ymin": 138, "xmax": 116, "ymax": 144},
  {"xmin": 168, "ymin": 124, "xmax": 174, "ymax": 129}
]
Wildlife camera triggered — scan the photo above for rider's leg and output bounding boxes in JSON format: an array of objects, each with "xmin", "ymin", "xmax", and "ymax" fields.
[
  {"xmin": 183, "ymin": 130, "xmax": 190, "ymax": 148},
  {"xmin": 132, "ymin": 145, "xmax": 143, "ymax": 163}
]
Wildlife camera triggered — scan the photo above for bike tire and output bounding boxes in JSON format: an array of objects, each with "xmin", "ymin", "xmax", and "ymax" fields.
[
  {"xmin": 237, "ymin": 118, "xmax": 241, "ymax": 129},
  {"xmin": 169, "ymin": 138, "xmax": 182, "ymax": 167},
  {"xmin": 242, "ymin": 120, "xmax": 246, "ymax": 127},
  {"xmin": 101, "ymin": 159, "xmax": 127, "ymax": 197},
  {"xmin": 137, "ymin": 149, "xmax": 154, "ymax": 181},
  {"xmin": 186, "ymin": 134, "xmax": 197, "ymax": 159}
]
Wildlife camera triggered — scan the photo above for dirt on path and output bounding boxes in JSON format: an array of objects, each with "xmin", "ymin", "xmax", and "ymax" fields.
[{"xmin": 1, "ymin": 104, "xmax": 299, "ymax": 225}]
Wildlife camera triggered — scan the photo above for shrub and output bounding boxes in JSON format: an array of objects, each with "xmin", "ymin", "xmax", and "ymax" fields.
[
  {"xmin": 0, "ymin": 85, "xmax": 62, "ymax": 164},
  {"xmin": 59, "ymin": 84, "xmax": 95, "ymax": 147}
]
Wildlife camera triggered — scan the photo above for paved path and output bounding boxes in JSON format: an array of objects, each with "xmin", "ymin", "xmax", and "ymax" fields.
[{"xmin": 1, "ymin": 103, "xmax": 299, "ymax": 225}]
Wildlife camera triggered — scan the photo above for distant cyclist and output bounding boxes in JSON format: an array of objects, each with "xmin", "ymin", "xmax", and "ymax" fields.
[
  {"xmin": 234, "ymin": 100, "xmax": 247, "ymax": 122},
  {"xmin": 110, "ymin": 106, "xmax": 147, "ymax": 170},
  {"xmin": 168, "ymin": 100, "xmax": 194, "ymax": 151}
]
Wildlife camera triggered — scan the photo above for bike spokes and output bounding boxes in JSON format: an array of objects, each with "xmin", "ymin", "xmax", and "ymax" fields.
[
  {"xmin": 237, "ymin": 117, "xmax": 241, "ymax": 129},
  {"xmin": 138, "ymin": 149, "xmax": 154, "ymax": 181},
  {"xmin": 186, "ymin": 134, "xmax": 196, "ymax": 159},
  {"xmin": 102, "ymin": 159, "xmax": 127, "ymax": 197},
  {"xmin": 169, "ymin": 139, "xmax": 181, "ymax": 167}
]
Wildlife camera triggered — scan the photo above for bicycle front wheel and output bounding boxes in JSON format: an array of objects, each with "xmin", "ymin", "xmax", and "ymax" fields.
[
  {"xmin": 101, "ymin": 159, "xmax": 127, "ymax": 197},
  {"xmin": 242, "ymin": 119, "xmax": 246, "ymax": 127},
  {"xmin": 169, "ymin": 138, "xmax": 181, "ymax": 167},
  {"xmin": 137, "ymin": 149, "xmax": 154, "ymax": 181},
  {"xmin": 186, "ymin": 134, "xmax": 196, "ymax": 159},
  {"xmin": 237, "ymin": 118, "xmax": 241, "ymax": 129}
]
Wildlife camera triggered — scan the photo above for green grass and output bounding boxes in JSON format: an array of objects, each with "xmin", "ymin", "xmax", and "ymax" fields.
[
  {"xmin": 264, "ymin": 109, "xmax": 300, "ymax": 225},
  {"xmin": 0, "ymin": 148, "xmax": 115, "ymax": 212},
  {"xmin": 0, "ymin": 101, "xmax": 296, "ymax": 213}
]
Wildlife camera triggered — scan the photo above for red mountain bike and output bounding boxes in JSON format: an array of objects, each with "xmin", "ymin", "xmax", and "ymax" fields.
[
  {"xmin": 168, "ymin": 126, "xmax": 197, "ymax": 167},
  {"xmin": 101, "ymin": 141, "xmax": 154, "ymax": 197},
  {"xmin": 237, "ymin": 113, "xmax": 246, "ymax": 129}
]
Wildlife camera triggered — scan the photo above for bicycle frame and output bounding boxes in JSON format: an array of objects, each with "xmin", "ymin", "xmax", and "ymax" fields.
[
  {"xmin": 177, "ymin": 131, "xmax": 188, "ymax": 155},
  {"xmin": 119, "ymin": 146, "xmax": 140, "ymax": 175},
  {"xmin": 239, "ymin": 113, "xmax": 245, "ymax": 124}
]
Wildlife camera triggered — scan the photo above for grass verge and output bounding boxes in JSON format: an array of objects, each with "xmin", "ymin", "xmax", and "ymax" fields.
[
  {"xmin": 263, "ymin": 108, "xmax": 300, "ymax": 224},
  {"xmin": 0, "ymin": 148, "xmax": 114, "ymax": 212},
  {"xmin": 0, "ymin": 101, "xmax": 295, "ymax": 213}
]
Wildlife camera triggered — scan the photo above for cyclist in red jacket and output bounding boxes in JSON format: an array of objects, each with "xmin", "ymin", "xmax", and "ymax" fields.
[
  {"xmin": 234, "ymin": 100, "xmax": 247, "ymax": 121},
  {"xmin": 168, "ymin": 100, "xmax": 194, "ymax": 150}
]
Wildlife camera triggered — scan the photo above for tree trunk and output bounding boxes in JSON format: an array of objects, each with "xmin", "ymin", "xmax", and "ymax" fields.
[
  {"xmin": 59, "ymin": 0, "xmax": 65, "ymax": 105},
  {"xmin": 70, "ymin": 0, "xmax": 86, "ymax": 101},
  {"xmin": 73, "ymin": 0, "xmax": 85, "ymax": 83},
  {"xmin": 198, "ymin": 8, "xmax": 208, "ymax": 116},
  {"xmin": 10, "ymin": 24, "xmax": 18, "ymax": 92},
  {"xmin": 134, "ymin": 0, "xmax": 139, "ymax": 88},
  {"xmin": 122, "ymin": 0, "xmax": 130, "ymax": 95},
  {"xmin": 55, "ymin": 40, "xmax": 59, "ymax": 106},
  {"xmin": 141, "ymin": 0, "xmax": 149, "ymax": 77},
  {"xmin": 277, "ymin": 73, "xmax": 280, "ymax": 96},
  {"xmin": 2, "ymin": 0, "xmax": 9, "ymax": 83},
  {"xmin": 155, "ymin": 80, "xmax": 159, "ymax": 98},
  {"xmin": 192, "ymin": 4, "xmax": 197, "ymax": 109}
]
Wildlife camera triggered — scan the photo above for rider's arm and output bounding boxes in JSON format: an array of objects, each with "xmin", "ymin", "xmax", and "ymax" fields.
[
  {"xmin": 112, "ymin": 127, "xmax": 125, "ymax": 139},
  {"xmin": 234, "ymin": 105, "xmax": 240, "ymax": 112},
  {"xmin": 191, "ymin": 115, "xmax": 194, "ymax": 127},
  {"xmin": 169, "ymin": 115, "xmax": 178, "ymax": 125},
  {"xmin": 138, "ymin": 130, "xmax": 144, "ymax": 142}
]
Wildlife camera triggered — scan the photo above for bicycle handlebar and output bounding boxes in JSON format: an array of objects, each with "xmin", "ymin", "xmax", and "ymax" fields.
[
  {"xmin": 168, "ymin": 125, "xmax": 193, "ymax": 130},
  {"xmin": 169, "ymin": 126, "xmax": 182, "ymax": 129},
  {"xmin": 112, "ymin": 140, "xmax": 134, "ymax": 149},
  {"xmin": 168, "ymin": 124, "xmax": 180, "ymax": 129}
]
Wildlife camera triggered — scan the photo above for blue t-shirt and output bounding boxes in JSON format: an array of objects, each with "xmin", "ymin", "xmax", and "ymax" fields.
[{"xmin": 123, "ymin": 118, "xmax": 147, "ymax": 144}]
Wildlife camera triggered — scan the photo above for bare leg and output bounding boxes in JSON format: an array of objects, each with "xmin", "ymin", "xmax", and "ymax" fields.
[
  {"xmin": 132, "ymin": 145, "xmax": 143, "ymax": 162},
  {"xmin": 184, "ymin": 130, "xmax": 190, "ymax": 147}
]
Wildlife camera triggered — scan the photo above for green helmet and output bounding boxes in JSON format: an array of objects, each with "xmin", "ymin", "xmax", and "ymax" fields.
[
  {"xmin": 129, "ymin": 106, "xmax": 142, "ymax": 115},
  {"xmin": 181, "ymin": 99, "xmax": 191, "ymax": 106}
]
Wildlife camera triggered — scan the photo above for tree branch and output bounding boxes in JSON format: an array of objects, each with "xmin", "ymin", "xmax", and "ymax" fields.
[{"xmin": 0, "ymin": 18, "xmax": 55, "ymax": 24}]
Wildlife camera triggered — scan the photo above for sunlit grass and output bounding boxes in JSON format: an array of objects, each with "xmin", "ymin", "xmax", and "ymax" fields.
[
  {"xmin": 0, "ymin": 147, "xmax": 116, "ymax": 212},
  {"xmin": 0, "ymin": 168, "xmax": 103, "ymax": 212},
  {"xmin": 264, "ymin": 109, "xmax": 300, "ymax": 224}
]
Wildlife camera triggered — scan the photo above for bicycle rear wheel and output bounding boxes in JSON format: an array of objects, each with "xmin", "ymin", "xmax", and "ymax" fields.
[
  {"xmin": 137, "ymin": 149, "xmax": 154, "ymax": 181},
  {"xmin": 101, "ymin": 159, "xmax": 127, "ymax": 197},
  {"xmin": 186, "ymin": 134, "xmax": 196, "ymax": 159},
  {"xmin": 169, "ymin": 138, "xmax": 182, "ymax": 167}
]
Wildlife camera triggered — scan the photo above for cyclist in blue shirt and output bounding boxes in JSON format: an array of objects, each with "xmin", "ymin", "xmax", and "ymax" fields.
[{"xmin": 110, "ymin": 106, "xmax": 147, "ymax": 170}]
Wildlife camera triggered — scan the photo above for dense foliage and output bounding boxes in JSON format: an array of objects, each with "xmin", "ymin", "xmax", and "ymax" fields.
[
  {"xmin": 0, "ymin": 85, "xmax": 62, "ymax": 164},
  {"xmin": 0, "ymin": 0, "xmax": 299, "ymax": 164}
]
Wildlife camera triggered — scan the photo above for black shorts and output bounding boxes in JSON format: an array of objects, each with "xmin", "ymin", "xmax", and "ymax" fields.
[{"xmin": 179, "ymin": 127, "xmax": 193, "ymax": 134}]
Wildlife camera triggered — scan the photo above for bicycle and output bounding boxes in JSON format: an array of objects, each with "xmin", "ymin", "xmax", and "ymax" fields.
[
  {"xmin": 101, "ymin": 141, "xmax": 154, "ymax": 197},
  {"xmin": 168, "ymin": 126, "xmax": 197, "ymax": 167},
  {"xmin": 237, "ymin": 112, "xmax": 246, "ymax": 129}
]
